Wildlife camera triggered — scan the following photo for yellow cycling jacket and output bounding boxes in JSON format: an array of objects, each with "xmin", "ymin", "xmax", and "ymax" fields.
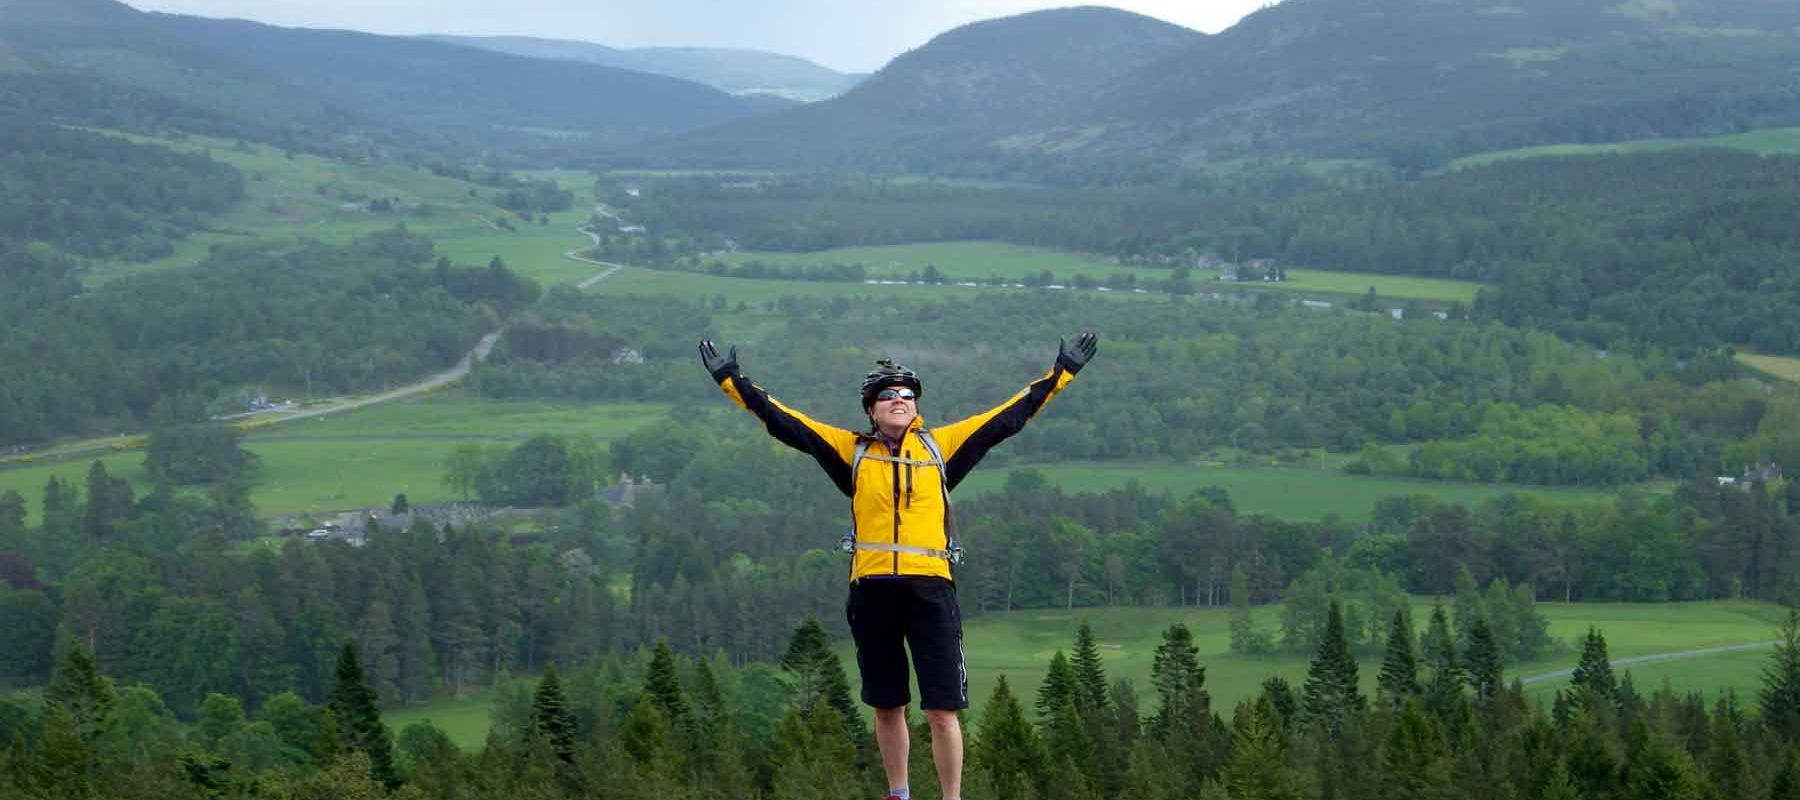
[{"xmin": 717, "ymin": 365, "xmax": 1078, "ymax": 581}]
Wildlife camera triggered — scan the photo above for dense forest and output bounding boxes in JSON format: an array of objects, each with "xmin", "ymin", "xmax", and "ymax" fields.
[
  {"xmin": 0, "ymin": 228, "xmax": 538, "ymax": 446},
  {"xmin": 0, "ymin": 116, "xmax": 243, "ymax": 260},
  {"xmin": 601, "ymin": 149, "xmax": 1800, "ymax": 354},
  {"xmin": 4, "ymin": 564, "xmax": 1800, "ymax": 800},
  {"xmin": 474, "ymin": 291, "xmax": 1799, "ymax": 488},
  {"xmin": 1, "ymin": 400, "xmax": 1794, "ymax": 708}
]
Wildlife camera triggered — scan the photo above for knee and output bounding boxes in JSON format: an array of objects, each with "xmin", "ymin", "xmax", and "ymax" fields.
[
  {"xmin": 875, "ymin": 705, "xmax": 908, "ymax": 723},
  {"xmin": 923, "ymin": 709, "xmax": 959, "ymax": 730}
]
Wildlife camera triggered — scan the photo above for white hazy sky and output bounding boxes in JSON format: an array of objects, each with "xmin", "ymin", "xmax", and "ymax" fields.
[{"xmin": 121, "ymin": 1, "xmax": 1281, "ymax": 73}]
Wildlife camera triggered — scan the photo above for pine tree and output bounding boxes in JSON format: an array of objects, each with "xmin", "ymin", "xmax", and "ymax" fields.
[
  {"xmin": 45, "ymin": 640, "xmax": 114, "ymax": 741},
  {"xmin": 329, "ymin": 643, "xmax": 397, "ymax": 786},
  {"xmin": 1376, "ymin": 610, "xmax": 1420, "ymax": 707},
  {"xmin": 1571, "ymin": 627, "xmax": 1618, "ymax": 714},
  {"xmin": 1223, "ymin": 697, "xmax": 1305, "ymax": 800},
  {"xmin": 1624, "ymin": 731, "xmax": 1706, "ymax": 800},
  {"xmin": 780, "ymin": 619, "xmax": 866, "ymax": 746},
  {"xmin": 1070, "ymin": 621, "xmax": 1110, "ymax": 714},
  {"xmin": 1380, "ymin": 701, "xmax": 1453, "ymax": 798},
  {"xmin": 1037, "ymin": 651, "xmax": 1077, "ymax": 719},
  {"xmin": 1260, "ymin": 676, "xmax": 1297, "ymax": 728},
  {"xmin": 1771, "ymin": 752, "xmax": 1800, "ymax": 800},
  {"xmin": 529, "ymin": 663, "xmax": 576, "ymax": 763},
  {"xmin": 644, "ymin": 639, "xmax": 691, "ymax": 729},
  {"xmin": 1464, "ymin": 618, "xmax": 1503, "ymax": 703},
  {"xmin": 1421, "ymin": 604, "xmax": 1463, "ymax": 717},
  {"xmin": 1704, "ymin": 697, "xmax": 1749, "ymax": 800},
  {"xmin": 769, "ymin": 703, "xmax": 868, "ymax": 800},
  {"xmin": 312, "ymin": 707, "xmax": 344, "ymax": 767},
  {"xmin": 1150, "ymin": 623, "xmax": 1208, "ymax": 737},
  {"xmin": 1761, "ymin": 608, "xmax": 1800, "ymax": 742},
  {"xmin": 1301, "ymin": 600, "xmax": 1364, "ymax": 737}
]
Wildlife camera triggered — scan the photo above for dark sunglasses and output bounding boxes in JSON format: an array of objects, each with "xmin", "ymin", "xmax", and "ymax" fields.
[{"xmin": 875, "ymin": 387, "xmax": 917, "ymax": 402}]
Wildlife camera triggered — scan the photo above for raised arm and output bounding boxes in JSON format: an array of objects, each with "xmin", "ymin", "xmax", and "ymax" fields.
[
  {"xmin": 930, "ymin": 333, "xmax": 1097, "ymax": 490},
  {"xmin": 699, "ymin": 340, "xmax": 859, "ymax": 495}
]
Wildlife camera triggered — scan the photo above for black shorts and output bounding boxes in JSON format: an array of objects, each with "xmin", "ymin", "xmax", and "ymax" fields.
[{"xmin": 845, "ymin": 576, "xmax": 967, "ymax": 710}]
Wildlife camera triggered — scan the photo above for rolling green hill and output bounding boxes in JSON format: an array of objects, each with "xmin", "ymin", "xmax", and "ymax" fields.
[
  {"xmin": 425, "ymin": 35, "xmax": 859, "ymax": 101},
  {"xmin": 627, "ymin": 6, "xmax": 1202, "ymax": 170},
  {"xmin": 633, "ymin": 0, "xmax": 1800, "ymax": 173},
  {"xmin": 0, "ymin": 0, "xmax": 776, "ymax": 160}
]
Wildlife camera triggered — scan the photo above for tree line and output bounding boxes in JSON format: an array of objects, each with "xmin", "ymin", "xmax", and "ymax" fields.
[
  {"xmin": 0, "ymin": 228, "xmax": 538, "ymax": 447},
  {"xmin": 0, "ymin": 114, "xmax": 243, "ymax": 261},
  {"xmin": 4, "ymin": 415, "xmax": 1795, "ymax": 706},
  {"xmin": 601, "ymin": 148, "xmax": 1800, "ymax": 356},
  {"xmin": 475, "ymin": 290, "xmax": 1800, "ymax": 488},
  {"xmin": 6, "ymin": 602, "xmax": 1800, "ymax": 800}
]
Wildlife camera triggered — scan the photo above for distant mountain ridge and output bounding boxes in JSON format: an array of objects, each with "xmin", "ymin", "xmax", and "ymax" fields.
[
  {"xmin": 1095, "ymin": 0, "xmax": 1800, "ymax": 163},
  {"xmin": 628, "ymin": 0, "xmax": 1800, "ymax": 172},
  {"xmin": 424, "ymin": 34, "xmax": 862, "ymax": 101},
  {"xmin": 0, "ymin": 0, "xmax": 778, "ymax": 160},
  {"xmin": 627, "ymin": 6, "xmax": 1204, "ymax": 169}
]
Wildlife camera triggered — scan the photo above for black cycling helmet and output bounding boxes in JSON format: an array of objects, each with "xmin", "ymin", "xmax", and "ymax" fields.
[{"xmin": 861, "ymin": 358, "xmax": 922, "ymax": 409}]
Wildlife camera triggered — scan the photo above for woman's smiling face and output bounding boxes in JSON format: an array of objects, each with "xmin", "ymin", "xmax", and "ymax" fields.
[{"xmin": 869, "ymin": 386, "xmax": 917, "ymax": 438}]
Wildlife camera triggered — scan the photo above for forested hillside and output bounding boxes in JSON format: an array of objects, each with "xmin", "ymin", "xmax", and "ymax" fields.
[
  {"xmin": 0, "ymin": 229, "xmax": 537, "ymax": 445},
  {"xmin": 625, "ymin": 6, "xmax": 1202, "ymax": 171},
  {"xmin": 424, "ymin": 35, "xmax": 858, "ymax": 100},
  {"xmin": 607, "ymin": 147, "xmax": 1800, "ymax": 355},
  {"xmin": 0, "ymin": 0, "xmax": 777, "ymax": 163},
  {"xmin": 0, "ymin": 117, "xmax": 242, "ymax": 260},
  {"xmin": 627, "ymin": 0, "xmax": 1800, "ymax": 172}
]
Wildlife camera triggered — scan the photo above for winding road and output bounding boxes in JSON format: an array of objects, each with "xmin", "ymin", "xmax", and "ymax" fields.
[{"xmin": 234, "ymin": 224, "xmax": 624, "ymax": 427}]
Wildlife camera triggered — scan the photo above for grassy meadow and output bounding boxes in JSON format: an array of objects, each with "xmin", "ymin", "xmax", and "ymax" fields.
[
  {"xmin": 80, "ymin": 132, "xmax": 605, "ymax": 288},
  {"xmin": 702, "ymin": 241, "xmax": 1485, "ymax": 303},
  {"xmin": 0, "ymin": 397, "xmax": 671, "ymax": 522},
  {"xmin": 958, "ymin": 461, "xmax": 1615, "ymax": 521},
  {"xmin": 384, "ymin": 599, "xmax": 1792, "ymax": 750},
  {"xmin": 1737, "ymin": 351, "xmax": 1800, "ymax": 383},
  {"xmin": 1450, "ymin": 125, "xmax": 1800, "ymax": 169}
]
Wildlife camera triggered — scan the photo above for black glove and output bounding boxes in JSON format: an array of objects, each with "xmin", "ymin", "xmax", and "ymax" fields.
[
  {"xmin": 1056, "ymin": 332, "xmax": 1098, "ymax": 374},
  {"xmin": 699, "ymin": 340, "xmax": 739, "ymax": 382}
]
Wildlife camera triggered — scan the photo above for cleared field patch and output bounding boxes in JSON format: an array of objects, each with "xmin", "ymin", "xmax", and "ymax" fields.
[
  {"xmin": 79, "ymin": 132, "xmax": 600, "ymax": 288},
  {"xmin": 245, "ymin": 398, "xmax": 668, "ymax": 516},
  {"xmin": 711, "ymin": 241, "xmax": 1151, "ymax": 283},
  {"xmin": 708, "ymin": 242, "xmax": 1483, "ymax": 303},
  {"xmin": 0, "ymin": 452, "xmax": 147, "ymax": 526},
  {"xmin": 1451, "ymin": 126, "xmax": 1800, "ymax": 169},
  {"xmin": 0, "ymin": 398, "xmax": 669, "ymax": 521},
  {"xmin": 1736, "ymin": 351, "xmax": 1800, "ymax": 383},
  {"xmin": 957, "ymin": 462, "xmax": 1613, "ymax": 522},
  {"xmin": 597, "ymin": 264, "xmax": 1077, "ymax": 303},
  {"xmin": 1246, "ymin": 267, "xmax": 1484, "ymax": 304},
  {"xmin": 385, "ymin": 688, "xmax": 497, "ymax": 752}
]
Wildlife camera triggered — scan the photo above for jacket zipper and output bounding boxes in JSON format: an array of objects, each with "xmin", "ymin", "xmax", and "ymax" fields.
[{"xmin": 891, "ymin": 441, "xmax": 902, "ymax": 575}]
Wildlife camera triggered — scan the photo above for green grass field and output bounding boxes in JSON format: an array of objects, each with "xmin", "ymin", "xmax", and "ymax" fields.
[
  {"xmin": 1451, "ymin": 126, "xmax": 1800, "ymax": 170},
  {"xmin": 0, "ymin": 397, "xmax": 670, "ymax": 522},
  {"xmin": 385, "ymin": 599, "xmax": 1791, "ymax": 749},
  {"xmin": 958, "ymin": 462, "xmax": 1615, "ymax": 521},
  {"xmin": 687, "ymin": 242, "xmax": 1485, "ymax": 303},
  {"xmin": 80, "ymin": 132, "xmax": 604, "ymax": 289},
  {"xmin": 956, "ymin": 600, "xmax": 1790, "ymax": 723},
  {"xmin": 385, "ymin": 687, "xmax": 500, "ymax": 751},
  {"xmin": 1736, "ymin": 352, "xmax": 1800, "ymax": 383},
  {"xmin": 1264, "ymin": 268, "xmax": 1483, "ymax": 304}
]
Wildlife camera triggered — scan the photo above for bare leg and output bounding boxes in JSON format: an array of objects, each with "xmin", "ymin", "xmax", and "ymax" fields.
[
  {"xmin": 925, "ymin": 709, "xmax": 962, "ymax": 798},
  {"xmin": 874, "ymin": 705, "xmax": 910, "ymax": 794}
]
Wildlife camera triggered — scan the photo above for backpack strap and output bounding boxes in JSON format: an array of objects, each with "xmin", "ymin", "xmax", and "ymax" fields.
[{"xmin": 839, "ymin": 430, "xmax": 963, "ymax": 565}]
